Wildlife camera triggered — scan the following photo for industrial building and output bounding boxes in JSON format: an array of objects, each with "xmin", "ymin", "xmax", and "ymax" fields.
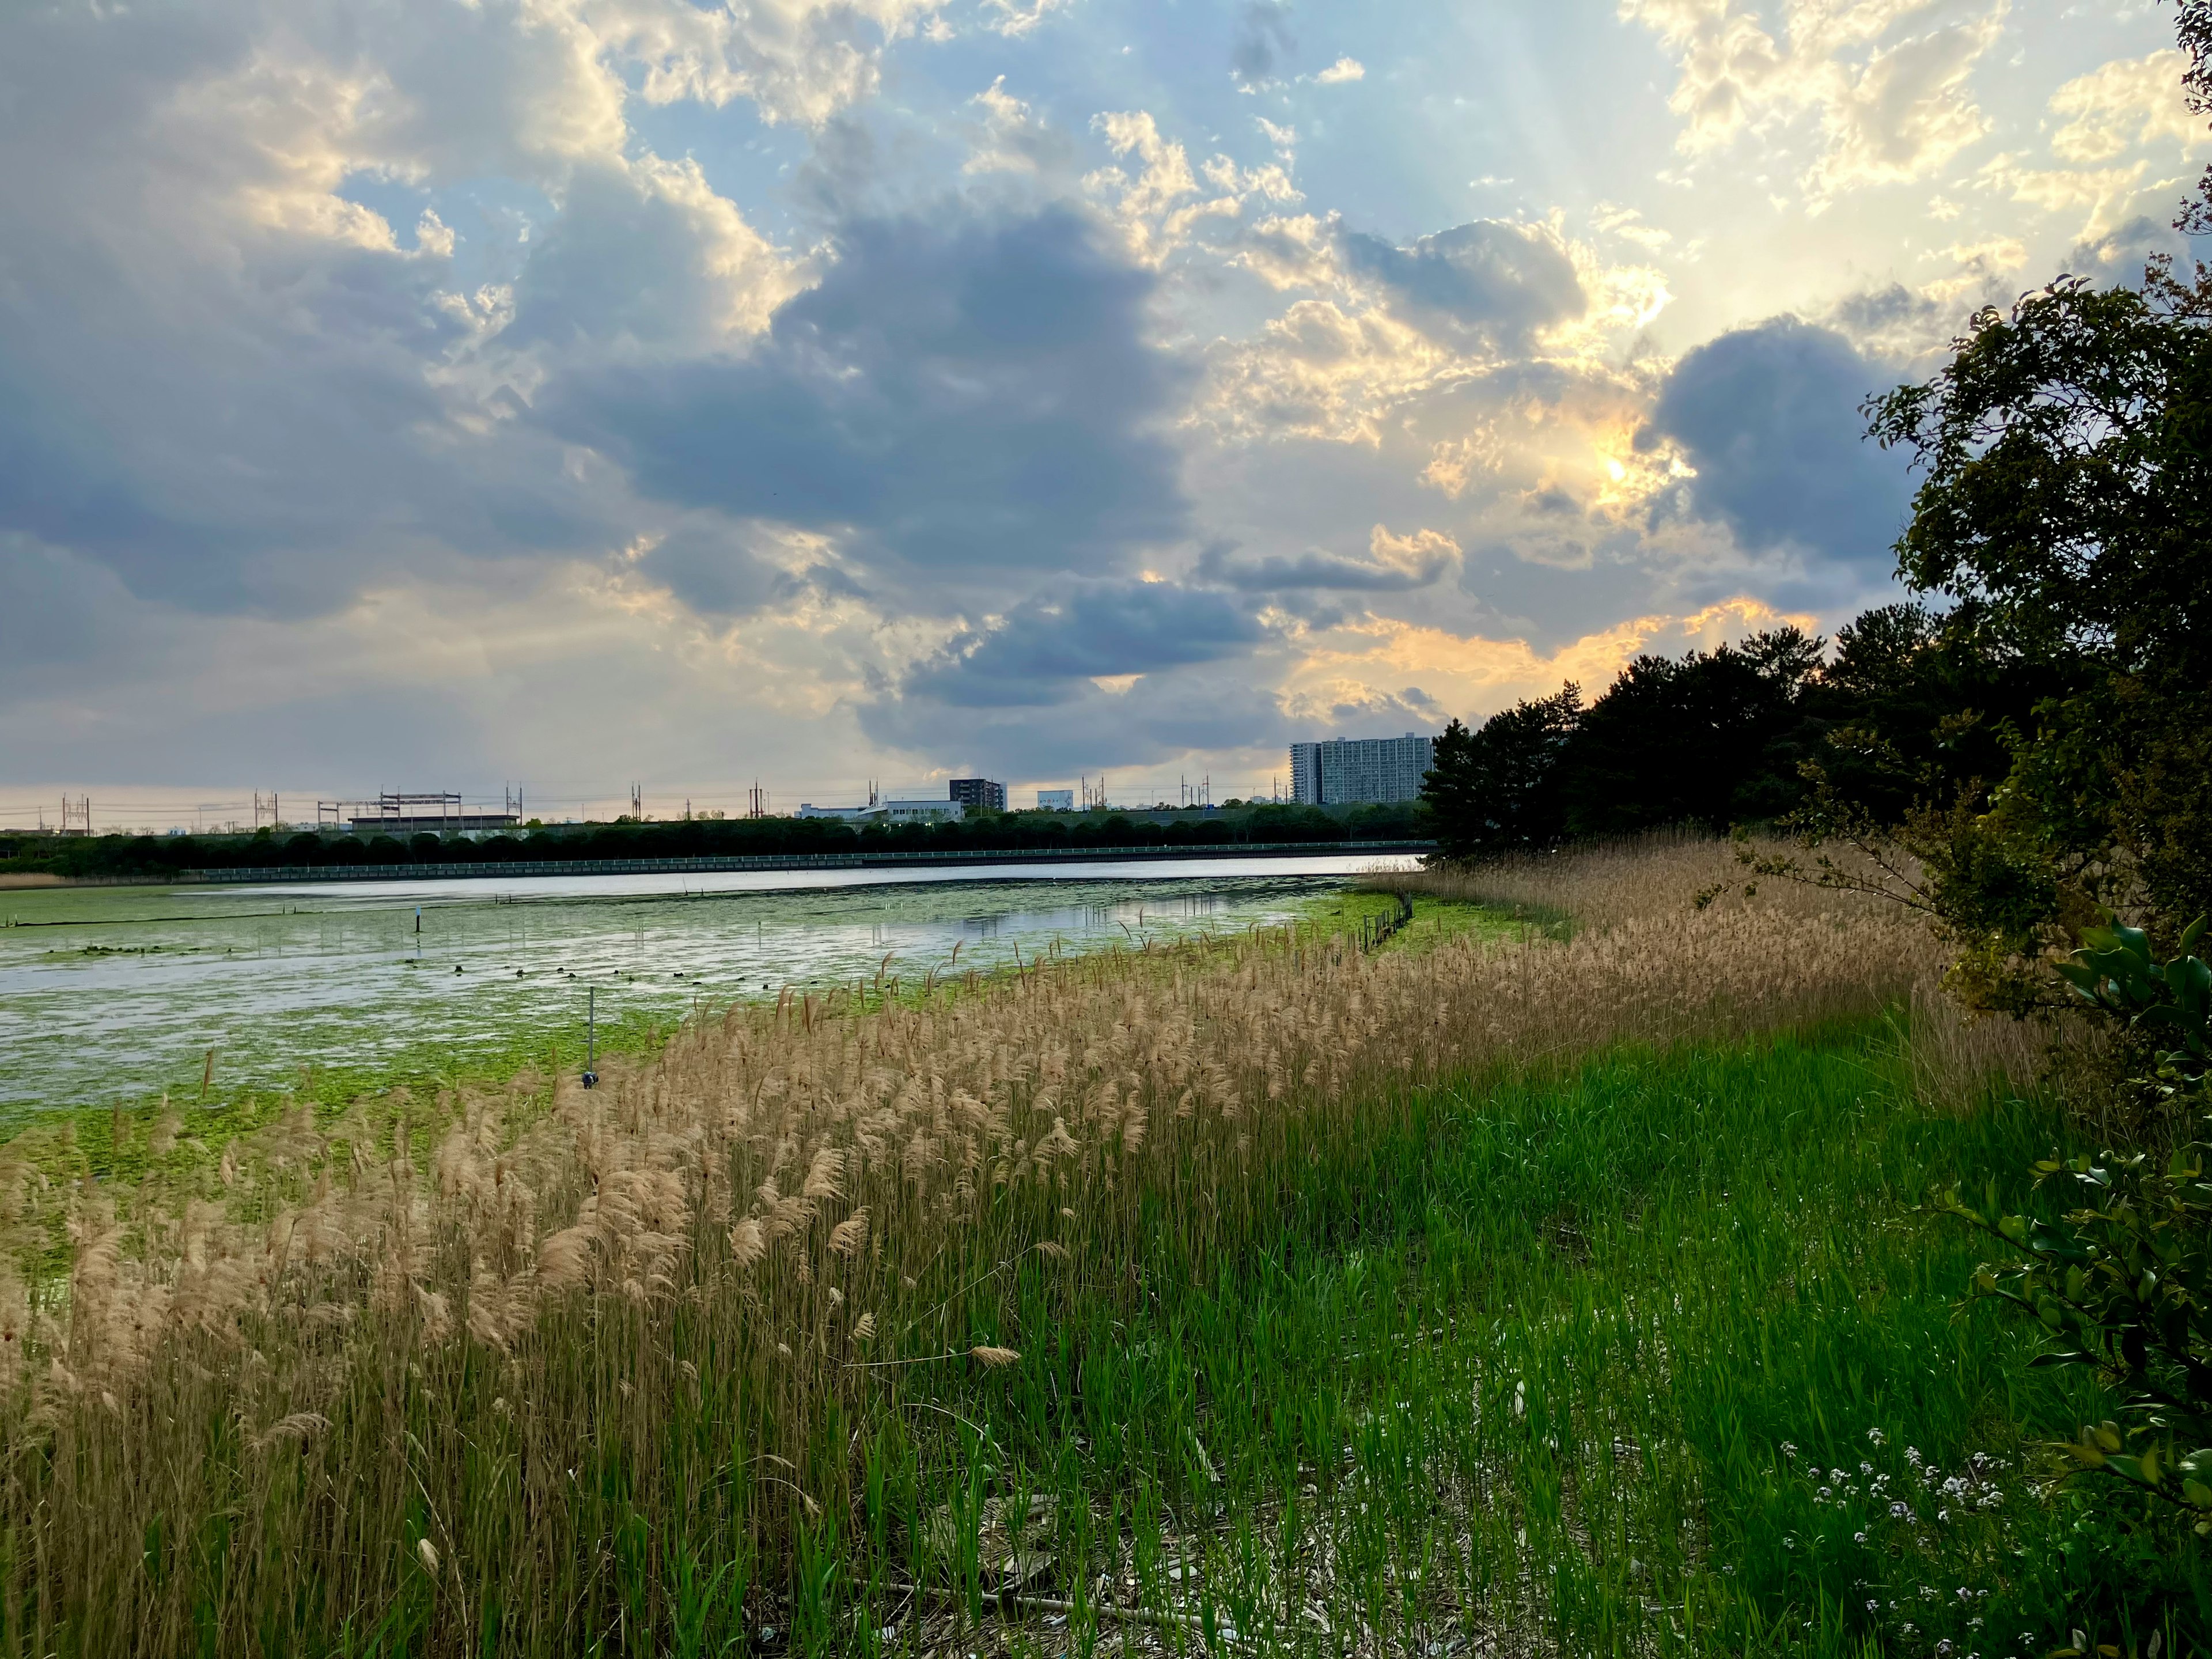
[
  {"xmin": 796, "ymin": 798, "xmax": 966, "ymax": 823},
  {"xmin": 1289, "ymin": 732, "xmax": 1435, "ymax": 805},
  {"xmin": 323, "ymin": 793, "xmax": 521, "ymax": 836},
  {"xmin": 948, "ymin": 778, "xmax": 1006, "ymax": 812},
  {"xmin": 795, "ymin": 802, "xmax": 878, "ymax": 821}
]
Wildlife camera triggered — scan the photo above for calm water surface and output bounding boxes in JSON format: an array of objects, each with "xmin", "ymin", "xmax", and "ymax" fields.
[{"xmin": 0, "ymin": 854, "xmax": 1415, "ymax": 1118}]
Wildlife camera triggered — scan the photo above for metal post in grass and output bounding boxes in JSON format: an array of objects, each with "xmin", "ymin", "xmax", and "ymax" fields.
[{"xmin": 582, "ymin": 986, "xmax": 598, "ymax": 1088}]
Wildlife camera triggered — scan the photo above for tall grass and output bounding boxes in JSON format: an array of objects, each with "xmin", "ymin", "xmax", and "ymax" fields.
[
  {"xmin": 1370, "ymin": 833, "xmax": 2060, "ymax": 1100},
  {"xmin": 0, "ymin": 836, "xmax": 2175, "ymax": 1654}
]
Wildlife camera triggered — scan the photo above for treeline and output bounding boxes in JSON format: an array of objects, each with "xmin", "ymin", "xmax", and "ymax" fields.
[
  {"xmin": 0, "ymin": 800, "xmax": 1425, "ymax": 880},
  {"xmin": 1418, "ymin": 603, "xmax": 2068, "ymax": 861}
]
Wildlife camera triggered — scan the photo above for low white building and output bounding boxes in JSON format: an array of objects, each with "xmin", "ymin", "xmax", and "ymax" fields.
[
  {"xmin": 795, "ymin": 800, "xmax": 966, "ymax": 823},
  {"xmin": 1036, "ymin": 789, "xmax": 1074, "ymax": 810}
]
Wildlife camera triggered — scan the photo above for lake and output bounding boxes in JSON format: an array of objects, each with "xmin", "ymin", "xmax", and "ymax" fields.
[{"xmin": 0, "ymin": 853, "xmax": 1415, "ymax": 1120}]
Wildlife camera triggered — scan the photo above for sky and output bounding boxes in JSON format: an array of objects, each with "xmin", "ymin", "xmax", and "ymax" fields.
[{"xmin": 0, "ymin": 0, "xmax": 2202, "ymax": 825}]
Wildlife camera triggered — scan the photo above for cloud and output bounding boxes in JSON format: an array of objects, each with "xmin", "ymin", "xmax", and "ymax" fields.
[
  {"xmin": 1813, "ymin": 3, "xmax": 2009, "ymax": 191},
  {"xmin": 1824, "ymin": 281, "xmax": 1955, "ymax": 359},
  {"xmin": 573, "ymin": 0, "xmax": 956, "ymax": 129},
  {"xmin": 1638, "ymin": 317, "xmax": 1912, "ymax": 566},
  {"xmin": 1336, "ymin": 220, "xmax": 1588, "ymax": 350},
  {"xmin": 2068, "ymin": 214, "xmax": 2193, "ymax": 279},
  {"xmin": 1232, "ymin": 2, "xmax": 1297, "ymax": 86},
  {"xmin": 2048, "ymin": 50, "xmax": 2198, "ymax": 164},
  {"xmin": 1622, "ymin": 0, "xmax": 2009, "ymax": 198},
  {"xmin": 1085, "ymin": 109, "xmax": 1281, "ymax": 267},
  {"xmin": 1975, "ymin": 154, "xmax": 2160, "ymax": 241},
  {"xmin": 1201, "ymin": 218, "xmax": 1590, "ymax": 441},
  {"xmin": 0, "ymin": 0, "xmax": 2175, "ymax": 805},
  {"xmin": 964, "ymin": 77, "xmax": 1074, "ymax": 176},
  {"xmin": 1279, "ymin": 680, "xmax": 1442, "ymax": 728},
  {"xmin": 980, "ymin": 0, "xmax": 1071, "ymax": 37},
  {"xmin": 0, "ymin": 0, "xmax": 902, "ymax": 626},
  {"xmin": 537, "ymin": 206, "xmax": 1192, "ymax": 582},
  {"xmin": 1200, "ymin": 524, "xmax": 1461, "ymax": 590},
  {"xmin": 902, "ymin": 579, "xmax": 1265, "ymax": 706},
  {"xmin": 504, "ymin": 155, "xmax": 797, "ymax": 350},
  {"xmin": 0, "ymin": 535, "xmax": 145, "ymax": 697},
  {"xmin": 1282, "ymin": 597, "xmax": 1816, "ymax": 728},
  {"xmin": 866, "ymin": 656, "xmax": 1292, "ymax": 774},
  {"xmin": 625, "ymin": 521, "xmax": 816, "ymax": 616}
]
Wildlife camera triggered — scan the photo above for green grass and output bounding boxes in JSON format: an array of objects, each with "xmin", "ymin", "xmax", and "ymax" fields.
[
  {"xmin": 14, "ymin": 913, "xmax": 2208, "ymax": 1655},
  {"xmin": 806, "ymin": 1025, "xmax": 2206, "ymax": 1657},
  {"xmin": 1309, "ymin": 886, "xmax": 1552, "ymax": 953}
]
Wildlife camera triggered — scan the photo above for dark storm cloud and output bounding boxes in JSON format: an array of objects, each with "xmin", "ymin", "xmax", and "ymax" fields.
[
  {"xmin": 538, "ymin": 207, "xmax": 1192, "ymax": 580},
  {"xmin": 0, "ymin": 237, "xmax": 518, "ymax": 615},
  {"xmin": 1336, "ymin": 221, "xmax": 1586, "ymax": 351},
  {"xmin": 634, "ymin": 525, "xmax": 794, "ymax": 615},
  {"xmin": 2070, "ymin": 214, "xmax": 2192, "ymax": 279},
  {"xmin": 1316, "ymin": 684, "xmax": 1442, "ymax": 725},
  {"xmin": 903, "ymin": 579, "xmax": 1264, "ymax": 707},
  {"xmin": 1638, "ymin": 317, "xmax": 1913, "ymax": 566},
  {"xmin": 1828, "ymin": 282, "xmax": 1943, "ymax": 338},
  {"xmin": 1232, "ymin": 2, "xmax": 1297, "ymax": 84},
  {"xmin": 0, "ymin": 0, "xmax": 646, "ymax": 619},
  {"xmin": 1197, "ymin": 534, "xmax": 1456, "ymax": 591},
  {"xmin": 0, "ymin": 535, "xmax": 134, "ymax": 694},
  {"xmin": 504, "ymin": 162, "xmax": 745, "ymax": 351},
  {"xmin": 863, "ymin": 658, "xmax": 1290, "ymax": 775}
]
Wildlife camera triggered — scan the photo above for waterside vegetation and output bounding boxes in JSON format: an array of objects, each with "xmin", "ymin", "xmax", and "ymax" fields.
[{"xmin": 2, "ymin": 835, "xmax": 2201, "ymax": 1654}]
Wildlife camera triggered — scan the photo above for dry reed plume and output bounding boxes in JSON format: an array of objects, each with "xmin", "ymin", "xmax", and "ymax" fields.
[{"xmin": 0, "ymin": 835, "xmax": 1969, "ymax": 1653}]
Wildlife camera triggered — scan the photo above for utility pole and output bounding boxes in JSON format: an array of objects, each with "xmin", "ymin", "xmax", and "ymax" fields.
[{"xmin": 582, "ymin": 987, "xmax": 599, "ymax": 1089}]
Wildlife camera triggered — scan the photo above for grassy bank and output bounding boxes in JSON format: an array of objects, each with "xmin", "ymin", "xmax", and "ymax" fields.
[
  {"xmin": 847, "ymin": 1028, "xmax": 2193, "ymax": 1658},
  {"xmin": 1, "ymin": 840, "xmax": 2198, "ymax": 1654}
]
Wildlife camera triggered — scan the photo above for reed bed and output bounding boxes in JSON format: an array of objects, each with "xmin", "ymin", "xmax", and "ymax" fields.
[
  {"xmin": 0, "ymin": 838, "xmax": 1972, "ymax": 1653},
  {"xmin": 1372, "ymin": 832, "xmax": 2061, "ymax": 1099},
  {"xmin": 1363, "ymin": 827, "xmax": 1892, "ymax": 930}
]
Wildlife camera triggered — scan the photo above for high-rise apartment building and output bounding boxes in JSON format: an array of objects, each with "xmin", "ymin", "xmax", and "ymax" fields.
[
  {"xmin": 1289, "ymin": 732, "xmax": 1435, "ymax": 805},
  {"xmin": 948, "ymin": 777, "xmax": 1007, "ymax": 812}
]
